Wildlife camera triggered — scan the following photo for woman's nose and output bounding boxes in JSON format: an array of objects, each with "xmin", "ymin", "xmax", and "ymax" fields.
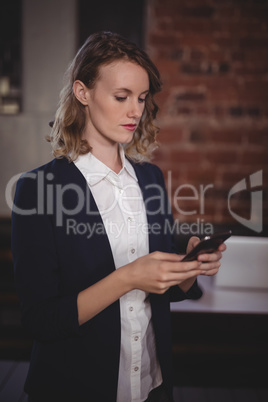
[{"xmin": 127, "ymin": 100, "xmax": 143, "ymax": 119}]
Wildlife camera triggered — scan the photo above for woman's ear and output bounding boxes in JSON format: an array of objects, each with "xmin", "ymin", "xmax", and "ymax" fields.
[{"xmin": 73, "ymin": 80, "xmax": 89, "ymax": 105}]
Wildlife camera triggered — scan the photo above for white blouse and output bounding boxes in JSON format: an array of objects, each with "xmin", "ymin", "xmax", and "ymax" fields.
[{"xmin": 74, "ymin": 147, "xmax": 162, "ymax": 401}]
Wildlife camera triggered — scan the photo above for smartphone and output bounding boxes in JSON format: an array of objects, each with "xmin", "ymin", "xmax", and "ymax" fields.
[{"xmin": 181, "ymin": 230, "xmax": 232, "ymax": 262}]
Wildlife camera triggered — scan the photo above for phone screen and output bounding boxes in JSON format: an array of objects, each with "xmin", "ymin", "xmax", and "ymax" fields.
[{"xmin": 181, "ymin": 230, "xmax": 232, "ymax": 262}]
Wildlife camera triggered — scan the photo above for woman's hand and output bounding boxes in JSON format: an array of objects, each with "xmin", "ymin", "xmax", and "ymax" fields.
[
  {"xmin": 178, "ymin": 236, "xmax": 227, "ymax": 292},
  {"xmin": 125, "ymin": 251, "xmax": 203, "ymax": 294},
  {"xmin": 192, "ymin": 236, "xmax": 226, "ymax": 276}
]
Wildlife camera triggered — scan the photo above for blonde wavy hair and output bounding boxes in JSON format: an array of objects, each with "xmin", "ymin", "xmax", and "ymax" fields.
[{"xmin": 48, "ymin": 31, "xmax": 162, "ymax": 162}]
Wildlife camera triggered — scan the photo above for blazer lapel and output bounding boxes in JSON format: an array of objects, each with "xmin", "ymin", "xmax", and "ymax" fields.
[
  {"xmin": 56, "ymin": 158, "xmax": 116, "ymax": 273},
  {"xmin": 132, "ymin": 162, "xmax": 165, "ymax": 253}
]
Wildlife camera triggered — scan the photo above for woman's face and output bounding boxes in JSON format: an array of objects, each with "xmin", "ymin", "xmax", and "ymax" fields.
[{"xmin": 82, "ymin": 60, "xmax": 150, "ymax": 147}]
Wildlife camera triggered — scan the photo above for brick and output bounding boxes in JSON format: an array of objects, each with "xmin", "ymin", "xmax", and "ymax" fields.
[
  {"xmin": 248, "ymin": 130, "xmax": 268, "ymax": 146},
  {"xmin": 240, "ymin": 151, "xmax": 268, "ymax": 165},
  {"xmin": 221, "ymin": 171, "xmax": 248, "ymax": 187},
  {"xmin": 154, "ymin": 90, "xmax": 170, "ymax": 107},
  {"xmin": 239, "ymin": 37, "xmax": 268, "ymax": 49},
  {"xmin": 219, "ymin": 63, "xmax": 230, "ymax": 73},
  {"xmin": 180, "ymin": 34, "xmax": 215, "ymax": 48},
  {"xmin": 190, "ymin": 49, "xmax": 206, "ymax": 61},
  {"xmin": 190, "ymin": 129, "xmax": 246, "ymax": 145},
  {"xmin": 180, "ymin": 61, "xmax": 230, "ymax": 76},
  {"xmin": 205, "ymin": 150, "xmax": 238, "ymax": 164},
  {"xmin": 154, "ymin": 6, "xmax": 178, "ymax": 19},
  {"xmin": 169, "ymin": 48, "xmax": 184, "ymax": 61},
  {"xmin": 170, "ymin": 149, "xmax": 203, "ymax": 165},
  {"xmin": 169, "ymin": 20, "xmax": 214, "ymax": 34},
  {"xmin": 181, "ymin": 5, "xmax": 215, "ymax": 18},
  {"xmin": 153, "ymin": 59, "xmax": 179, "ymax": 77},
  {"xmin": 149, "ymin": 33, "xmax": 178, "ymax": 47},
  {"xmin": 234, "ymin": 63, "xmax": 268, "ymax": 75},
  {"xmin": 231, "ymin": 51, "xmax": 245, "ymax": 62},
  {"xmin": 213, "ymin": 106, "xmax": 227, "ymax": 118},
  {"xmin": 237, "ymin": 83, "xmax": 268, "ymax": 102},
  {"xmin": 195, "ymin": 106, "xmax": 210, "ymax": 115},
  {"xmin": 214, "ymin": 8, "xmax": 240, "ymax": 20},
  {"xmin": 240, "ymin": 7, "xmax": 268, "ymax": 21},
  {"xmin": 214, "ymin": 21, "xmax": 263, "ymax": 35},
  {"xmin": 227, "ymin": 106, "xmax": 263, "ymax": 118},
  {"xmin": 181, "ymin": 63, "xmax": 213, "ymax": 75},
  {"xmin": 175, "ymin": 91, "xmax": 206, "ymax": 102},
  {"xmin": 206, "ymin": 84, "xmax": 239, "ymax": 103},
  {"xmin": 184, "ymin": 167, "xmax": 216, "ymax": 184},
  {"xmin": 157, "ymin": 127, "xmax": 186, "ymax": 143},
  {"xmin": 235, "ymin": 50, "xmax": 268, "ymax": 63},
  {"xmin": 229, "ymin": 107, "xmax": 244, "ymax": 117},
  {"xmin": 215, "ymin": 37, "xmax": 238, "ymax": 48},
  {"xmin": 206, "ymin": 77, "xmax": 238, "ymax": 90},
  {"xmin": 175, "ymin": 107, "xmax": 193, "ymax": 115},
  {"xmin": 247, "ymin": 107, "xmax": 261, "ymax": 118}
]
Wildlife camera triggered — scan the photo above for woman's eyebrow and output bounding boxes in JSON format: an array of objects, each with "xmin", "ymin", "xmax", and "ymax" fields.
[
  {"xmin": 141, "ymin": 89, "xmax": 150, "ymax": 95},
  {"xmin": 114, "ymin": 88, "xmax": 149, "ymax": 95}
]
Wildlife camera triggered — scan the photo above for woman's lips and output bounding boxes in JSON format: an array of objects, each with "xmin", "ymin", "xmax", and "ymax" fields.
[{"xmin": 122, "ymin": 124, "xmax": 137, "ymax": 132}]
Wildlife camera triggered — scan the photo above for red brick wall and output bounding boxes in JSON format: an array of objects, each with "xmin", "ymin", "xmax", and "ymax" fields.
[{"xmin": 145, "ymin": 0, "xmax": 268, "ymax": 234}]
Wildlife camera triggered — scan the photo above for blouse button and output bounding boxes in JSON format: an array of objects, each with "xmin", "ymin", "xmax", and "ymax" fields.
[{"xmin": 131, "ymin": 248, "xmax": 135, "ymax": 254}]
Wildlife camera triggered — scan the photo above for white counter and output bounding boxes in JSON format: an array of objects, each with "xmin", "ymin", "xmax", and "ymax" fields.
[{"xmin": 171, "ymin": 276, "xmax": 268, "ymax": 314}]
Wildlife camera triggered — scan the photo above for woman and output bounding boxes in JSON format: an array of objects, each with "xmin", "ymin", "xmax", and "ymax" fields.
[{"xmin": 12, "ymin": 32, "xmax": 225, "ymax": 402}]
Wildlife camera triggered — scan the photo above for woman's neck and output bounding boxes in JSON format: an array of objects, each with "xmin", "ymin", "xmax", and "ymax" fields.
[{"xmin": 90, "ymin": 142, "xmax": 122, "ymax": 174}]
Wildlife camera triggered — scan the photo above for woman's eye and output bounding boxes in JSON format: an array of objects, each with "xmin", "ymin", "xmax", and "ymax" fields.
[
  {"xmin": 115, "ymin": 96, "xmax": 126, "ymax": 102},
  {"xmin": 138, "ymin": 98, "xmax": 146, "ymax": 103}
]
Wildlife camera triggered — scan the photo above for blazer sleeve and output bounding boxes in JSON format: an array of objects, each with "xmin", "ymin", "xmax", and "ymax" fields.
[
  {"xmin": 11, "ymin": 173, "xmax": 80, "ymax": 341},
  {"xmin": 169, "ymin": 279, "xmax": 203, "ymax": 302}
]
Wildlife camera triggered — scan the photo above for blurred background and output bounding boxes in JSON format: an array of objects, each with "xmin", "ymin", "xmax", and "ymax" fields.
[{"xmin": 0, "ymin": 0, "xmax": 267, "ymax": 401}]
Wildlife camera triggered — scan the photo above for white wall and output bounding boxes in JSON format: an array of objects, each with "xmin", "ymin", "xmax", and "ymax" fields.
[{"xmin": 0, "ymin": 0, "xmax": 77, "ymax": 216}]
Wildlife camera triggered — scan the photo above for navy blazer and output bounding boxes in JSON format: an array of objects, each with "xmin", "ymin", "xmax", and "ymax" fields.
[{"xmin": 11, "ymin": 157, "xmax": 201, "ymax": 401}]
